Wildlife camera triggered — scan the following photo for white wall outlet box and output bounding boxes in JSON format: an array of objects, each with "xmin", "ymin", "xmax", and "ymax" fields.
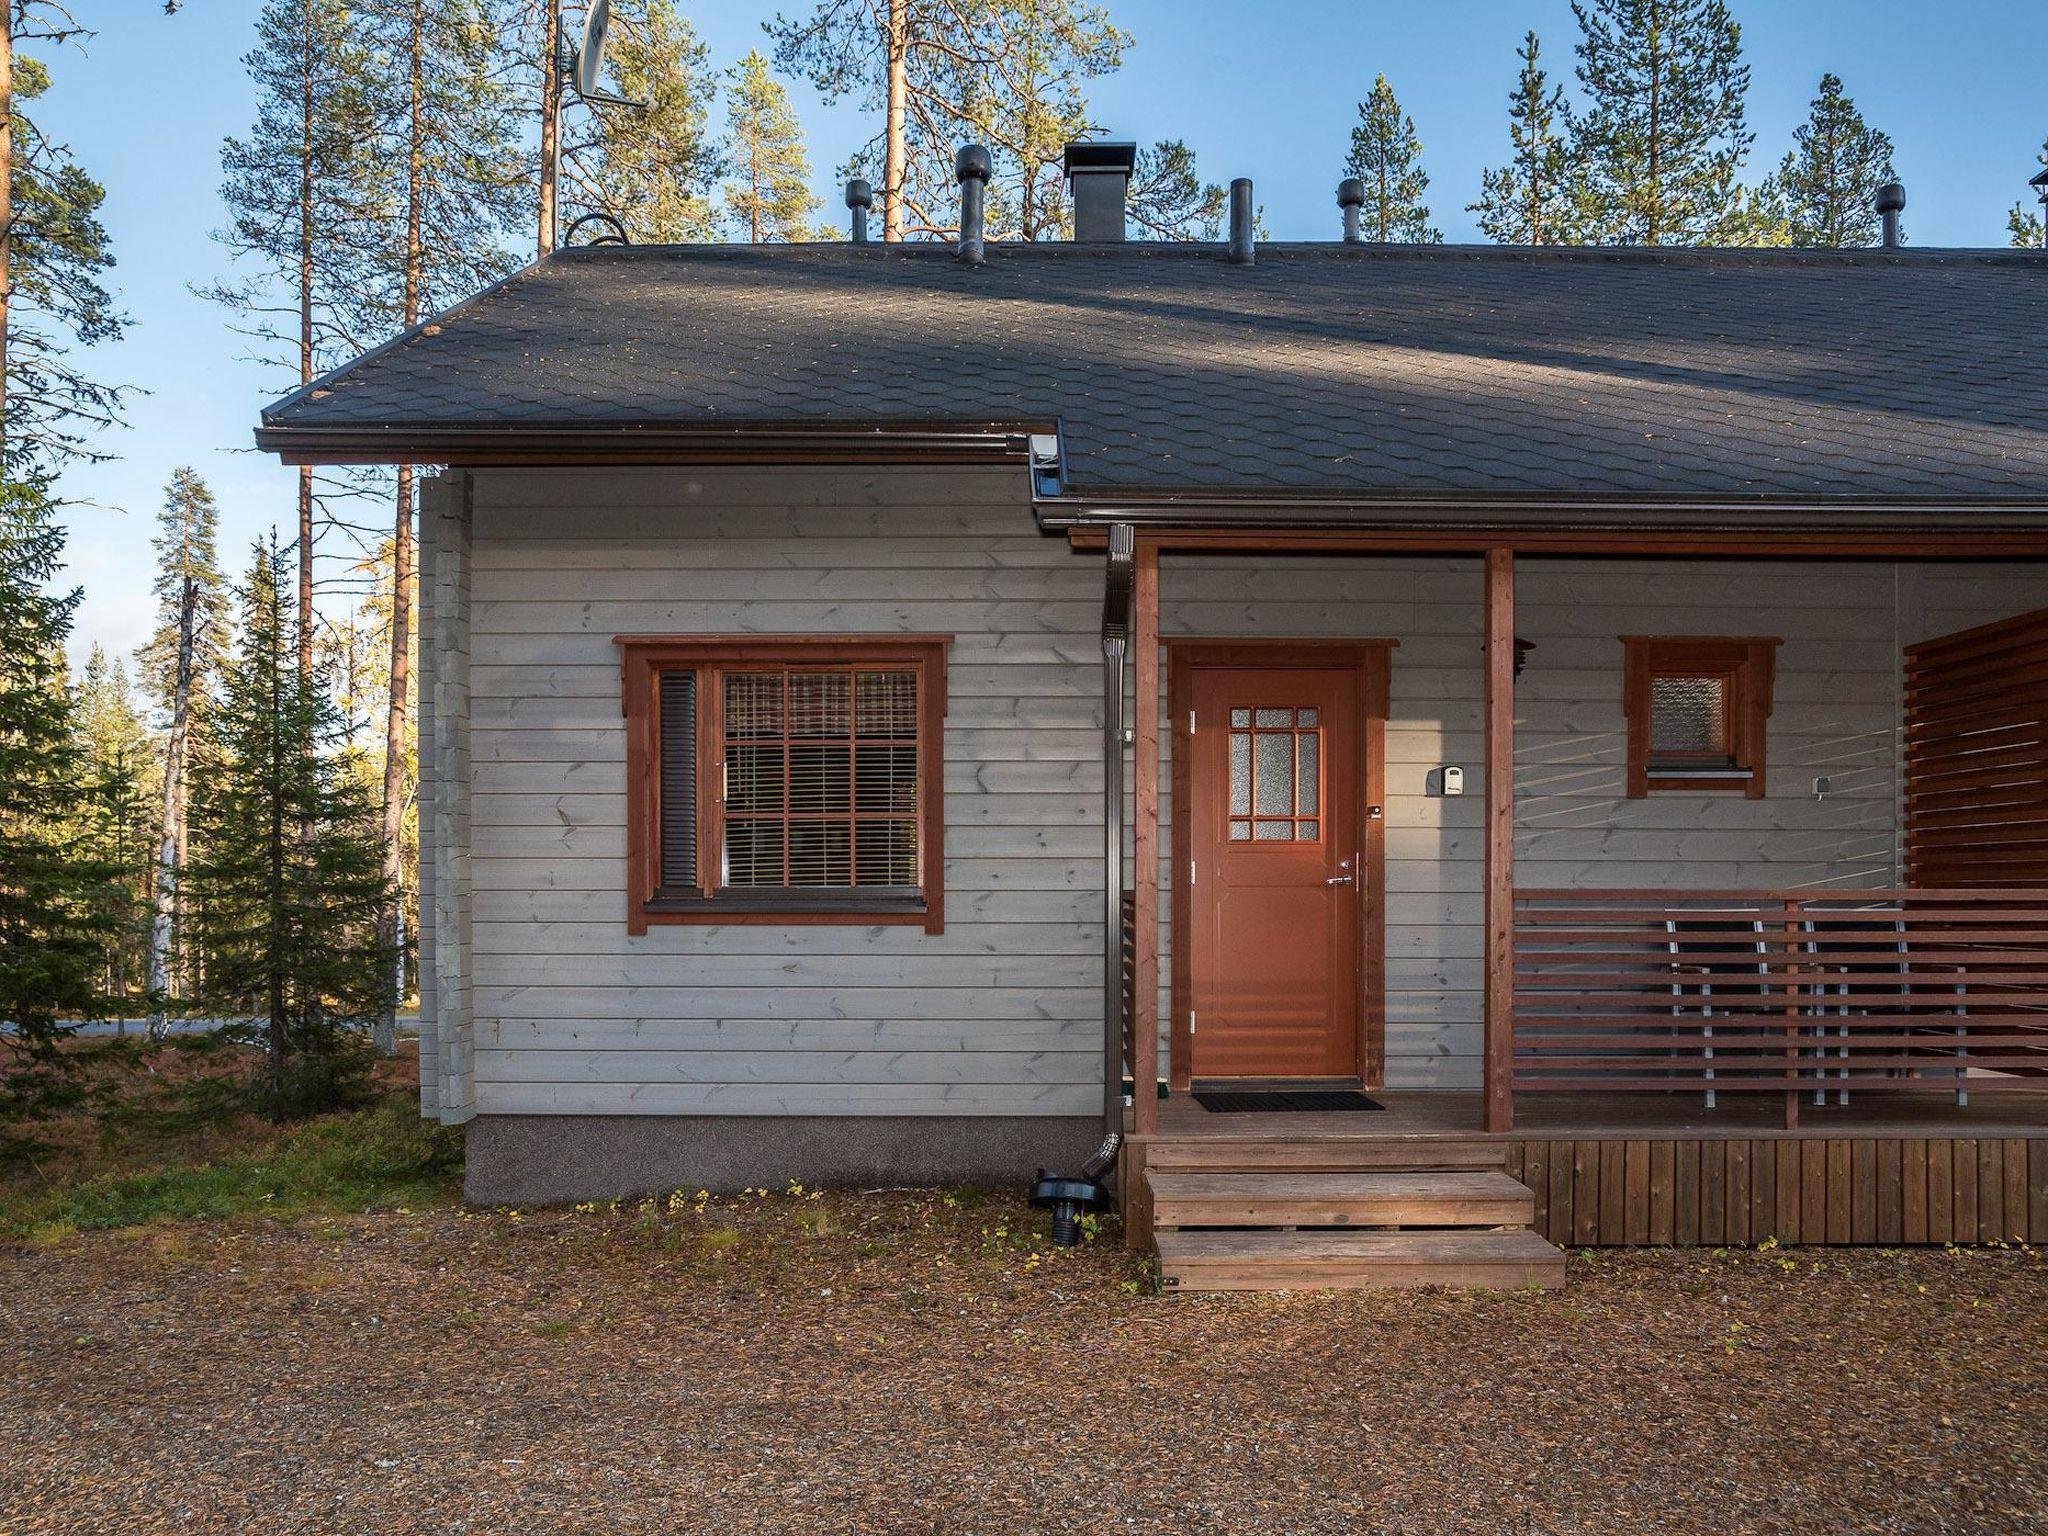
[{"xmin": 1441, "ymin": 766, "xmax": 1465, "ymax": 796}]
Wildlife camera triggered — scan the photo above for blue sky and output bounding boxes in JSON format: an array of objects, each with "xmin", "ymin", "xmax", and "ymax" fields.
[{"xmin": 36, "ymin": 0, "xmax": 2048, "ymax": 667}]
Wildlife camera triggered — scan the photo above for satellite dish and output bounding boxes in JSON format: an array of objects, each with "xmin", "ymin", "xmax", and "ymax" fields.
[{"xmin": 575, "ymin": 0, "xmax": 611, "ymax": 100}]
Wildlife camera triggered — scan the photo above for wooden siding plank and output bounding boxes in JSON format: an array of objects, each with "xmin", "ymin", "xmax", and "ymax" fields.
[
  {"xmin": 1851, "ymin": 1140, "xmax": 1878, "ymax": 1244},
  {"xmin": 1826, "ymin": 1140, "xmax": 1852, "ymax": 1244},
  {"xmin": 1600, "ymin": 1141, "xmax": 1627, "ymax": 1245},
  {"xmin": 2005, "ymin": 1141, "xmax": 2031, "ymax": 1243},
  {"xmin": 1928, "ymin": 1140, "xmax": 1954, "ymax": 1244},
  {"xmin": 1700, "ymin": 1141, "xmax": 1726, "ymax": 1246},
  {"xmin": 1524, "ymin": 1141, "xmax": 1550, "ymax": 1238},
  {"xmin": 1750, "ymin": 1141, "xmax": 1775, "ymax": 1246},
  {"xmin": 1976, "ymin": 1140, "xmax": 2003, "ymax": 1245},
  {"xmin": 1548, "ymin": 1141, "xmax": 1574, "ymax": 1247},
  {"xmin": 1952, "ymin": 1139, "xmax": 1978, "ymax": 1244},
  {"xmin": 1572, "ymin": 1141, "xmax": 1599, "ymax": 1246},
  {"xmin": 2030, "ymin": 1141, "xmax": 2048, "ymax": 1245},
  {"xmin": 1649, "ymin": 1140, "xmax": 1675, "ymax": 1247},
  {"xmin": 1725, "ymin": 1141, "xmax": 1751, "ymax": 1246},
  {"xmin": 1902, "ymin": 1138, "xmax": 1928, "ymax": 1245},
  {"xmin": 1676, "ymin": 1140, "xmax": 1701, "ymax": 1247},
  {"xmin": 1802, "ymin": 1140, "xmax": 1829, "ymax": 1242},
  {"xmin": 1773, "ymin": 1138, "xmax": 1801, "ymax": 1245},
  {"xmin": 1878, "ymin": 1140, "xmax": 1904, "ymax": 1246}
]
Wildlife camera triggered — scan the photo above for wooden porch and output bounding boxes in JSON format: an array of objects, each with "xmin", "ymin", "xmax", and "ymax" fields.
[{"xmin": 1098, "ymin": 536, "xmax": 2048, "ymax": 1280}]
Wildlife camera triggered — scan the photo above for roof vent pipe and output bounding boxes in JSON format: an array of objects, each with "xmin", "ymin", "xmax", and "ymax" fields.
[
  {"xmin": 956, "ymin": 144, "xmax": 992, "ymax": 265},
  {"xmin": 1876, "ymin": 181, "xmax": 1905, "ymax": 249},
  {"xmin": 1337, "ymin": 177, "xmax": 1365, "ymax": 243},
  {"xmin": 846, "ymin": 179, "xmax": 873, "ymax": 244},
  {"xmin": 1227, "ymin": 178, "xmax": 1255, "ymax": 265}
]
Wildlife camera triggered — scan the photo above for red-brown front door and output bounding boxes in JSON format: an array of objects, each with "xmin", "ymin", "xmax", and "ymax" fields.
[{"xmin": 1187, "ymin": 665, "xmax": 1362, "ymax": 1080}]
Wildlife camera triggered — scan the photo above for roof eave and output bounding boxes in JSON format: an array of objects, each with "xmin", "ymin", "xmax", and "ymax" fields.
[{"xmin": 252, "ymin": 420, "xmax": 1054, "ymax": 467}]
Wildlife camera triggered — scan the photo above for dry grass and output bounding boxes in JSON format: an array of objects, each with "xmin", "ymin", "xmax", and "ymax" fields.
[{"xmin": 2, "ymin": 1176, "xmax": 2044, "ymax": 1535}]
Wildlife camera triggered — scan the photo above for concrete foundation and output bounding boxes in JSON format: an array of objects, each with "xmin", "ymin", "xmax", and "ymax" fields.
[{"xmin": 462, "ymin": 1114, "xmax": 1105, "ymax": 1205}]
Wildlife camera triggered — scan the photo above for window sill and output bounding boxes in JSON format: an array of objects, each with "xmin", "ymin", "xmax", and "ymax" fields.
[{"xmin": 634, "ymin": 887, "xmax": 937, "ymax": 932}]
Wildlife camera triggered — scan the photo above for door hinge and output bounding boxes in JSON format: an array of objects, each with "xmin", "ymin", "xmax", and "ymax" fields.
[
  {"xmin": 1188, "ymin": 1010, "xmax": 1196, "ymax": 1036},
  {"xmin": 1187, "ymin": 709, "xmax": 1195, "ymax": 734},
  {"xmin": 1189, "ymin": 857, "xmax": 1196, "ymax": 884}
]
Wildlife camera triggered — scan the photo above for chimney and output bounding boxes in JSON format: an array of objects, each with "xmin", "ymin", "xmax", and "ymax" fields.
[
  {"xmin": 955, "ymin": 144, "xmax": 991, "ymax": 265},
  {"xmin": 846, "ymin": 179, "xmax": 873, "ymax": 244},
  {"xmin": 2032, "ymin": 166, "xmax": 2048, "ymax": 249},
  {"xmin": 1876, "ymin": 181, "xmax": 1905, "ymax": 248},
  {"xmin": 1062, "ymin": 141, "xmax": 1136, "ymax": 242},
  {"xmin": 1337, "ymin": 177, "xmax": 1365, "ymax": 243},
  {"xmin": 1227, "ymin": 178, "xmax": 1255, "ymax": 265}
]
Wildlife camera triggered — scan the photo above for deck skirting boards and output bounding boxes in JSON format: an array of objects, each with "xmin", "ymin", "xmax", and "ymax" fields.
[
  {"xmin": 463, "ymin": 1113, "xmax": 1101, "ymax": 1204},
  {"xmin": 1506, "ymin": 1136, "xmax": 2046, "ymax": 1248}
]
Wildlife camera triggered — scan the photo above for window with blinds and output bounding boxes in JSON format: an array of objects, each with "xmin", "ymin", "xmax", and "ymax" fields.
[{"xmin": 618, "ymin": 637, "xmax": 947, "ymax": 932}]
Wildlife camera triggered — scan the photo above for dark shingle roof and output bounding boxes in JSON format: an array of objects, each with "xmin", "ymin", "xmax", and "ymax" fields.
[{"xmin": 261, "ymin": 241, "xmax": 2048, "ymax": 500}]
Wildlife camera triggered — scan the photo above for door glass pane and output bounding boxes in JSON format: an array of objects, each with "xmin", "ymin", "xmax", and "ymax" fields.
[
  {"xmin": 1229, "ymin": 818, "xmax": 1252, "ymax": 841},
  {"xmin": 1253, "ymin": 820, "xmax": 1293, "ymax": 840},
  {"xmin": 1298, "ymin": 707, "xmax": 1319, "ymax": 726},
  {"xmin": 1254, "ymin": 708, "xmax": 1292, "ymax": 728},
  {"xmin": 1254, "ymin": 732, "xmax": 1293, "ymax": 815},
  {"xmin": 1229, "ymin": 732, "xmax": 1251, "ymax": 816},
  {"xmin": 1300, "ymin": 819, "xmax": 1319, "ymax": 840},
  {"xmin": 1297, "ymin": 732, "xmax": 1320, "ymax": 815},
  {"xmin": 1230, "ymin": 708, "xmax": 1251, "ymax": 728}
]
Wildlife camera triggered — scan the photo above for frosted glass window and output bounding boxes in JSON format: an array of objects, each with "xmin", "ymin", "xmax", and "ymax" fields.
[
  {"xmin": 1230, "ymin": 708, "xmax": 1251, "ymax": 728},
  {"xmin": 1254, "ymin": 708, "xmax": 1292, "ymax": 728},
  {"xmin": 1229, "ymin": 733, "xmax": 1251, "ymax": 815},
  {"xmin": 1297, "ymin": 733, "xmax": 1320, "ymax": 814},
  {"xmin": 1651, "ymin": 675, "xmax": 1729, "ymax": 758},
  {"xmin": 1254, "ymin": 820, "xmax": 1292, "ymax": 840},
  {"xmin": 1254, "ymin": 732, "xmax": 1294, "ymax": 814}
]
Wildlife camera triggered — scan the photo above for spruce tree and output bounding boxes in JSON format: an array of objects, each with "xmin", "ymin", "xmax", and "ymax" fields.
[
  {"xmin": 1769, "ymin": 74, "xmax": 1898, "ymax": 248},
  {"xmin": 74, "ymin": 646, "xmax": 155, "ymax": 1013},
  {"xmin": 0, "ymin": 486, "xmax": 116, "ymax": 1134},
  {"xmin": 138, "ymin": 468, "xmax": 228, "ymax": 1033},
  {"xmin": 213, "ymin": 0, "xmax": 390, "ymax": 678},
  {"xmin": 1126, "ymin": 139, "xmax": 1225, "ymax": 240},
  {"xmin": 1471, "ymin": 32, "xmax": 1576, "ymax": 245},
  {"xmin": 723, "ymin": 50, "xmax": 826, "ymax": 241},
  {"xmin": 2009, "ymin": 137, "xmax": 2047, "ymax": 250},
  {"xmin": 183, "ymin": 539, "xmax": 394, "ymax": 1115},
  {"xmin": 563, "ymin": 0, "xmax": 722, "ymax": 243},
  {"xmin": 1568, "ymin": 0, "xmax": 1752, "ymax": 245},
  {"xmin": 1345, "ymin": 73, "xmax": 1439, "ymax": 243}
]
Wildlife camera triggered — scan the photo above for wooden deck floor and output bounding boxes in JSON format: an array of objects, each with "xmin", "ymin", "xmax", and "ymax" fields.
[{"xmin": 1138, "ymin": 1088, "xmax": 2048, "ymax": 1144}]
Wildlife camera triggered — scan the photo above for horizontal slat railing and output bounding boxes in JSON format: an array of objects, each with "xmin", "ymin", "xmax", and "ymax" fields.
[{"xmin": 1512, "ymin": 889, "xmax": 2048, "ymax": 1098}]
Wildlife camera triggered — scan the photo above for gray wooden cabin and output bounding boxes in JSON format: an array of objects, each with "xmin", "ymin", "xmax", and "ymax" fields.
[{"xmin": 260, "ymin": 151, "xmax": 2048, "ymax": 1261}]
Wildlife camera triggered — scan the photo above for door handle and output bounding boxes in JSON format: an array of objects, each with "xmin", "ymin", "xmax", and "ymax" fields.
[{"xmin": 1323, "ymin": 873, "xmax": 1354, "ymax": 886}]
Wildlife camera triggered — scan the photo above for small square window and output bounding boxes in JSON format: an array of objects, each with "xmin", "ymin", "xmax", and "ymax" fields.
[{"xmin": 1622, "ymin": 637, "xmax": 1779, "ymax": 798}]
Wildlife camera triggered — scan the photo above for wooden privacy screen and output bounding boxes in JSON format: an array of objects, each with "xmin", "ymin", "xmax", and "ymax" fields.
[
  {"xmin": 1512, "ymin": 889, "xmax": 2048, "ymax": 1094},
  {"xmin": 1905, "ymin": 607, "xmax": 2048, "ymax": 887}
]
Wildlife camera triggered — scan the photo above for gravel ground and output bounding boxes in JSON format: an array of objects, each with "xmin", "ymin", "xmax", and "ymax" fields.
[{"xmin": 2, "ymin": 1192, "xmax": 2043, "ymax": 1536}]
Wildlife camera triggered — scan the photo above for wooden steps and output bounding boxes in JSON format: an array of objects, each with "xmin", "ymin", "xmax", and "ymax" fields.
[
  {"xmin": 1155, "ymin": 1228, "xmax": 1566, "ymax": 1292},
  {"xmin": 1148, "ymin": 1170, "xmax": 1535, "ymax": 1229},
  {"xmin": 1141, "ymin": 1146, "xmax": 1566, "ymax": 1292},
  {"xmin": 1145, "ymin": 1139, "xmax": 1506, "ymax": 1174}
]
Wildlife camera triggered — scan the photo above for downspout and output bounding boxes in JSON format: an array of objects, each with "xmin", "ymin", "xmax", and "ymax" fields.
[{"xmin": 1031, "ymin": 522, "xmax": 1134, "ymax": 1245}]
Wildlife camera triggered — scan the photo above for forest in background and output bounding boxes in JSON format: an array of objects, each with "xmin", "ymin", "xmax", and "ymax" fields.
[{"xmin": 2, "ymin": 0, "xmax": 2046, "ymax": 1155}]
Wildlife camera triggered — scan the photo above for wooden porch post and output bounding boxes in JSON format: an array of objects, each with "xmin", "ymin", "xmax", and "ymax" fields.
[
  {"xmin": 1131, "ymin": 542, "xmax": 1162, "ymax": 1136},
  {"xmin": 1483, "ymin": 548, "xmax": 1516, "ymax": 1133}
]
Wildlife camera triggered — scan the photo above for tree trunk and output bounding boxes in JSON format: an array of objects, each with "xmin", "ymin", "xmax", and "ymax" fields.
[
  {"xmin": 538, "ymin": 0, "xmax": 559, "ymax": 256},
  {"xmin": 882, "ymin": 0, "xmax": 906, "ymax": 242},
  {"xmin": 146, "ymin": 580, "xmax": 199, "ymax": 1041},
  {"xmin": 0, "ymin": 6, "xmax": 12, "ymax": 455},
  {"xmin": 296, "ymin": 0, "xmax": 317, "ymax": 678}
]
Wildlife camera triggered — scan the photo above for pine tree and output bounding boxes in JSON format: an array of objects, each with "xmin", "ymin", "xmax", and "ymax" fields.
[
  {"xmin": 183, "ymin": 539, "xmax": 394, "ymax": 1115},
  {"xmin": 137, "ymin": 468, "xmax": 228, "ymax": 1033},
  {"xmin": 1471, "ymin": 32, "xmax": 1576, "ymax": 245},
  {"xmin": 2, "ymin": 31, "xmax": 127, "ymax": 475},
  {"xmin": 359, "ymin": 0, "xmax": 523, "ymax": 1053},
  {"xmin": 213, "ymin": 0, "xmax": 391, "ymax": 679},
  {"xmin": 74, "ymin": 646, "xmax": 155, "ymax": 1014},
  {"xmin": 562, "ymin": 0, "xmax": 721, "ymax": 243},
  {"xmin": 1768, "ymin": 73, "xmax": 1898, "ymax": 248},
  {"xmin": 771, "ymin": 0, "xmax": 1127, "ymax": 242},
  {"xmin": 1345, "ymin": 73, "xmax": 1439, "ymax": 243},
  {"xmin": 723, "ymin": 50, "xmax": 825, "ymax": 241},
  {"xmin": 1126, "ymin": 139, "xmax": 1224, "ymax": 240},
  {"xmin": 1568, "ymin": 0, "xmax": 1752, "ymax": 245},
  {"xmin": 2009, "ymin": 137, "xmax": 2047, "ymax": 250},
  {"xmin": 0, "ymin": 485, "xmax": 116, "ymax": 1135}
]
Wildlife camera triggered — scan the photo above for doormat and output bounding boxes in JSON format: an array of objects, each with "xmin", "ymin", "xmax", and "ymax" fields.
[{"xmin": 1192, "ymin": 1089, "xmax": 1385, "ymax": 1114}]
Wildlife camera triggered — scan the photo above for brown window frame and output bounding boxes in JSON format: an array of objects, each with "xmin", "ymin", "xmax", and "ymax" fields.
[
  {"xmin": 1621, "ymin": 635, "xmax": 1780, "ymax": 799},
  {"xmin": 616, "ymin": 635, "xmax": 949, "ymax": 934}
]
